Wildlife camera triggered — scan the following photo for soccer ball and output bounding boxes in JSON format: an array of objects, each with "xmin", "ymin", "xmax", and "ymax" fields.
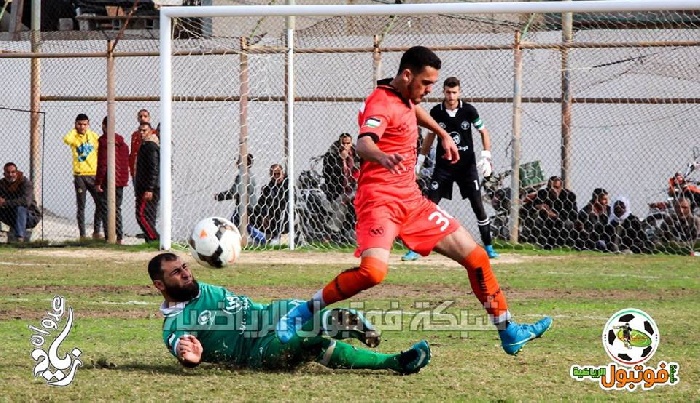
[
  {"xmin": 602, "ymin": 308, "xmax": 659, "ymax": 366},
  {"xmin": 188, "ymin": 217, "xmax": 242, "ymax": 269}
]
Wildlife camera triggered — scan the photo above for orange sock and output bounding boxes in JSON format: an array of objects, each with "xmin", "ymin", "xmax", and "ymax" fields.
[
  {"xmin": 321, "ymin": 256, "xmax": 388, "ymax": 306},
  {"xmin": 462, "ymin": 247, "xmax": 511, "ymax": 324}
]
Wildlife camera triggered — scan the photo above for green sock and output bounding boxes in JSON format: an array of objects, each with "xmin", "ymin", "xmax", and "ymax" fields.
[{"xmin": 317, "ymin": 340, "xmax": 401, "ymax": 372}]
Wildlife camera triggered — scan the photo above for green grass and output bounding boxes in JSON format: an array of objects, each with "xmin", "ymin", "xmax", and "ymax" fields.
[{"xmin": 1, "ymin": 247, "xmax": 698, "ymax": 401}]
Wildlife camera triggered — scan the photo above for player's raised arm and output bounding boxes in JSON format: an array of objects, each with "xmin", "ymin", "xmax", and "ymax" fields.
[
  {"xmin": 415, "ymin": 105, "xmax": 459, "ymax": 164},
  {"xmin": 356, "ymin": 135, "xmax": 405, "ymax": 174}
]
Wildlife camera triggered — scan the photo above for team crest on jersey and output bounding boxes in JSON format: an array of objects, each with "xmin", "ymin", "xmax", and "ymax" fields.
[
  {"xmin": 461, "ymin": 121, "xmax": 469, "ymax": 130},
  {"xmin": 198, "ymin": 310, "xmax": 213, "ymax": 325},
  {"xmin": 431, "ymin": 181, "xmax": 439, "ymax": 190},
  {"xmin": 438, "ymin": 122, "xmax": 446, "ymax": 129},
  {"xmin": 363, "ymin": 117, "xmax": 381, "ymax": 128}
]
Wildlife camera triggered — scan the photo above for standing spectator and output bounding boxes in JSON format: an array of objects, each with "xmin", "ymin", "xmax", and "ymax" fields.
[
  {"xmin": 605, "ymin": 196, "xmax": 650, "ymax": 253},
  {"xmin": 322, "ymin": 133, "xmax": 359, "ymax": 240},
  {"xmin": 129, "ymin": 109, "xmax": 152, "ymax": 183},
  {"xmin": 405, "ymin": 76, "xmax": 499, "ymax": 261},
  {"xmin": 63, "ymin": 113, "xmax": 102, "ymax": 239},
  {"xmin": 577, "ymin": 188, "xmax": 610, "ymax": 250},
  {"xmin": 659, "ymin": 198, "xmax": 700, "ymax": 244},
  {"xmin": 95, "ymin": 117, "xmax": 130, "ymax": 244},
  {"xmin": 532, "ymin": 176, "xmax": 579, "ymax": 249},
  {"xmin": 0, "ymin": 162, "xmax": 41, "ymax": 242},
  {"xmin": 134, "ymin": 122, "xmax": 160, "ymax": 242},
  {"xmin": 254, "ymin": 164, "xmax": 290, "ymax": 244}
]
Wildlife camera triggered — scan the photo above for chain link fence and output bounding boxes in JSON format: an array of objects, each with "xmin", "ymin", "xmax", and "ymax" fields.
[{"xmin": 1, "ymin": 1, "xmax": 699, "ymax": 254}]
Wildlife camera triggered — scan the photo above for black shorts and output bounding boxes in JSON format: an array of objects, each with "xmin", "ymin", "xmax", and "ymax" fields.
[{"xmin": 428, "ymin": 165, "xmax": 481, "ymax": 201}]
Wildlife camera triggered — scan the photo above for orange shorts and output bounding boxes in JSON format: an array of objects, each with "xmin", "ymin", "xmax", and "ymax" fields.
[{"xmin": 354, "ymin": 195, "xmax": 460, "ymax": 257}]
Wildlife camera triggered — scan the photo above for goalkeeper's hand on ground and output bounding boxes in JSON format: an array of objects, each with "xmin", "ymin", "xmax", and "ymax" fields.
[
  {"xmin": 415, "ymin": 154, "xmax": 426, "ymax": 176},
  {"xmin": 477, "ymin": 150, "xmax": 493, "ymax": 178}
]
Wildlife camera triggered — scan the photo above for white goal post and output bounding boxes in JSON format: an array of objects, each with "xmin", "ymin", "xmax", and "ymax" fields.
[{"xmin": 158, "ymin": 0, "xmax": 700, "ymax": 251}]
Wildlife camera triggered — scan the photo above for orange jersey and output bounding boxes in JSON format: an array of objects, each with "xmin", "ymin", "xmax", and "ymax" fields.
[{"xmin": 356, "ymin": 82, "xmax": 421, "ymax": 205}]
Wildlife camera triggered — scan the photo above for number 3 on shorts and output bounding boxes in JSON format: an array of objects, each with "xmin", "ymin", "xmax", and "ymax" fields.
[{"xmin": 428, "ymin": 206, "xmax": 454, "ymax": 232}]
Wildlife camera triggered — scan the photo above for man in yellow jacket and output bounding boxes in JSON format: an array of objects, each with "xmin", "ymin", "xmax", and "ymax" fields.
[{"xmin": 63, "ymin": 113, "xmax": 102, "ymax": 239}]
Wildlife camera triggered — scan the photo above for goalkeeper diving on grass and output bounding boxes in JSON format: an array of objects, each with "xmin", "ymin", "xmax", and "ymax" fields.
[{"xmin": 149, "ymin": 253, "xmax": 431, "ymax": 374}]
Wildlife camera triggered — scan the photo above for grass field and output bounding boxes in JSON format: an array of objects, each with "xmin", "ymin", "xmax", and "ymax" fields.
[{"xmin": 1, "ymin": 245, "xmax": 698, "ymax": 401}]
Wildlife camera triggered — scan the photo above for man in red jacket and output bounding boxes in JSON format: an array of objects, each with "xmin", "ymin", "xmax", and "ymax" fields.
[{"xmin": 95, "ymin": 117, "xmax": 130, "ymax": 244}]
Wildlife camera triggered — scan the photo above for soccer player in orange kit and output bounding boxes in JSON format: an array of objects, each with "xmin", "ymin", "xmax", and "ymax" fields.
[{"xmin": 277, "ymin": 46, "xmax": 551, "ymax": 355}]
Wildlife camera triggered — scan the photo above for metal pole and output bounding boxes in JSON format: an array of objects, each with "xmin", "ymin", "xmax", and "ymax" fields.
[
  {"xmin": 239, "ymin": 37, "xmax": 250, "ymax": 247},
  {"xmin": 561, "ymin": 4, "xmax": 573, "ymax": 189},
  {"xmin": 286, "ymin": 0, "xmax": 296, "ymax": 250},
  {"xmin": 509, "ymin": 31, "xmax": 523, "ymax": 244},
  {"xmin": 29, "ymin": 0, "xmax": 41, "ymax": 208},
  {"xmin": 106, "ymin": 40, "xmax": 117, "ymax": 244},
  {"xmin": 373, "ymin": 35, "xmax": 382, "ymax": 85},
  {"xmin": 159, "ymin": 11, "xmax": 173, "ymax": 250}
]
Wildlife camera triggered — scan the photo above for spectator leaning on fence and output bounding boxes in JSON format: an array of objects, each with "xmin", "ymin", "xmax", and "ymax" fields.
[
  {"xmin": 63, "ymin": 113, "xmax": 103, "ymax": 240},
  {"xmin": 0, "ymin": 162, "xmax": 41, "ymax": 243},
  {"xmin": 95, "ymin": 117, "xmax": 130, "ymax": 245}
]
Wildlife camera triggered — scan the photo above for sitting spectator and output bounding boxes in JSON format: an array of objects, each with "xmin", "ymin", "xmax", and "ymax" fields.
[
  {"xmin": 0, "ymin": 162, "xmax": 41, "ymax": 242},
  {"xmin": 215, "ymin": 154, "xmax": 257, "ymax": 206},
  {"xmin": 604, "ymin": 196, "xmax": 650, "ymax": 253},
  {"xmin": 214, "ymin": 154, "xmax": 264, "ymax": 245},
  {"xmin": 322, "ymin": 133, "xmax": 359, "ymax": 240},
  {"xmin": 532, "ymin": 176, "xmax": 578, "ymax": 248},
  {"xmin": 668, "ymin": 171, "xmax": 700, "ymax": 209},
  {"xmin": 658, "ymin": 198, "xmax": 700, "ymax": 244},
  {"xmin": 253, "ymin": 164, "xmax": 289, "ymax": 244},
  {"xmin": 577, "ymin": 188, "xmax": 611, "ymax": 250}
]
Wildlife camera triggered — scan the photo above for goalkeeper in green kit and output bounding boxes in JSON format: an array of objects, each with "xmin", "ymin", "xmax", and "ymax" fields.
[{"xmin": 149, "ymin": 253, "xmax": 430, "ymax": 374}]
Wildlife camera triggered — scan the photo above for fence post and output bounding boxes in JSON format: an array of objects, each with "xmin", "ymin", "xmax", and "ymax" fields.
[
  {"xmin": 561, "ymin": 4, "xmax": 573, "ymax": 189},
  {"xmin": 106, "ymin": 40, "xmax": 117, "ymax": 243},
  {"xmin": 30, "ymin": 0, "xmax": 42, "ymax": 210},
  {"xmin": 239, "ymin": 36, "xmax": 250, "ymax": 247},
  {"xmin": 509, "ymin": 30, "xmax": 523, "ymax": 244}
]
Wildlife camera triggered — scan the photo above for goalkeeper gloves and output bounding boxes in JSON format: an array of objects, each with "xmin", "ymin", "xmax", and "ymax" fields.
[
  {"xmin": 476, "ymin": 150, "xmax": 493, "ymax": 178},
  {"xmin": 415, "ymin": 154, "xmax": 426, "ymax": 175}
]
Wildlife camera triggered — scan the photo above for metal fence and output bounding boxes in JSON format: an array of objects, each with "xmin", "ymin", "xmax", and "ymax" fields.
[{"xmin": 1, "ymin": 1, "xmax": 699, "ymax": 254}]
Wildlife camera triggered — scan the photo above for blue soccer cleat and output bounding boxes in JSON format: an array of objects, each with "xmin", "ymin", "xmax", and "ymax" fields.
[
  {"xmin": 276, "ymin": 302, "xmax": 313, "ymax": 344},
  {"xmin": 401, "ymin": 250, "xmax": 420, "ymax": 261},
  {"xmin": 397, "ymin": 340, "xmax": 431, "ymax": 375},
  {"xmin": 485, "ymin": 245, "xmax": 500, "ymax": 259},
  {"xmin": 498, "ymin": 317, "xmax": 552, "ymax": 355}
]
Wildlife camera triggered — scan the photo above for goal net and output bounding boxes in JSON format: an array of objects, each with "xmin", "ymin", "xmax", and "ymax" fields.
[{"xmin": 161, "ymin": 0, "xmax": 700, "ymax": 255}]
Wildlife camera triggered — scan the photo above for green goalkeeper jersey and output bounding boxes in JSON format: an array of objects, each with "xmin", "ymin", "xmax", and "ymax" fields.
[{"xmin": 161, "ymin": 281, "xmax": 279, "ymax": 365}]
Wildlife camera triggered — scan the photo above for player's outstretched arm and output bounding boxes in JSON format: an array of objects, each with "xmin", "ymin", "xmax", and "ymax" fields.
[
  {"xmin": 356, "ymin": 136, "xmax": 405, "ymax": 174},
  {"xmin": 177, "ymin": 335, "xmax": 203, "ymax": 368}
]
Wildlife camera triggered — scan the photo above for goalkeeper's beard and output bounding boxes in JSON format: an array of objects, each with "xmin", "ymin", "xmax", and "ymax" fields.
[{"xmin": 165, "ymin": 279, "xmax": 200, "ymax": 302}]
